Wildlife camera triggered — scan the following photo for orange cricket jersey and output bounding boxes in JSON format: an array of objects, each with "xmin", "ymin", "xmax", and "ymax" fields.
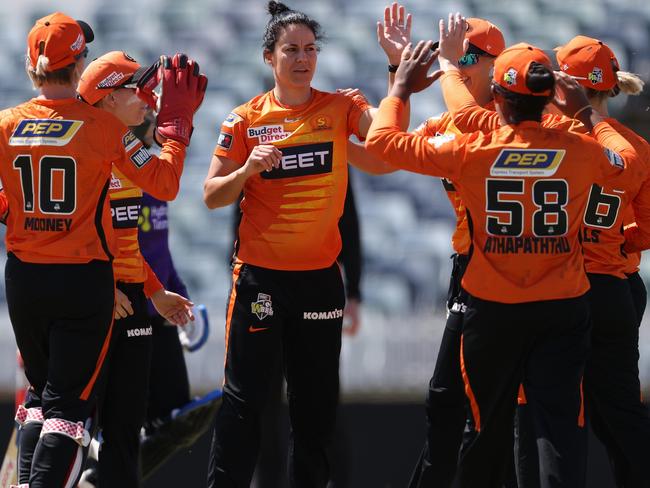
[
  {"xmin": 214, "ymin": 89, "xmax": 367, "ymax": 270},
  {"xmin": 367, "ymin": 96, "xmax": 632, "ymax": 303},
  {"xmin": 413, "ymin": 102, "xmax": 495, "ymax": 256},
  {"xmin": 440, "ymin": 71, "xmax": 648, "ymax": 278},
  {"xmin": 0, "ymin": 97, "xmax": 185, "ymax": 264},
  {"xmin": 581, "ymin": 119, "xmax": 650, "ymax": 277}
]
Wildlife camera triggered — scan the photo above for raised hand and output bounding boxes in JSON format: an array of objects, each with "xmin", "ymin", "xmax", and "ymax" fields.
[
  {"xmin": 391, "ymin": 40, "xmax": 443, "ymax": 100},
  {"xmin": 155, "ymin": 53, "xmax": 209, "ymax": 146},
  {"xmin": 377, "ymin": 2, "xmax": 412, "ymax": 66},
  {"xmin": 552, "ymin": 71, "xmax": 595, "ymax": 123},
  {"xmin": 438, "ymin": 12, "xmax": 468, "ymax": 71}
]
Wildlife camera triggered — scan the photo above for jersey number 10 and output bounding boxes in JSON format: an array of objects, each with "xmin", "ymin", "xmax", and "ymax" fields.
[{"xmin": 13, "ymin": 155, "xmax": 76, "ymax": 214}]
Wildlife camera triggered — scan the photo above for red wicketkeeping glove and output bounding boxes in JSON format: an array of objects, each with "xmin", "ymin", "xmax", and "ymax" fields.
[
  {"xmin": 135, "ymin": 59, "xmax": 162, "ymax": 110},
  {"xmin": 155, "ymin": 53, "xmax": 209, "ymax": 146}
]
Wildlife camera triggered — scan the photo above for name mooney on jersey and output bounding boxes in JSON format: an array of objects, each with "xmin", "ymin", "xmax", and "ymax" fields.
[
  {"xmin": 10, "ymin": 119, "xmax": 83, "ymax": 147},
  {"xmin": 24, "ymin": 217, "xmax": 72, "ymax": 232},
  {"xmin": 490, "ymin": 149, "xmax": 565, "ymax": 177},
  {"xmin": 483, "ymin": 236, "xmax": 571, "ymax": 254},
  {"xmin": 261, "ymin": 142, "xmax": 333, "ymax": 180}
]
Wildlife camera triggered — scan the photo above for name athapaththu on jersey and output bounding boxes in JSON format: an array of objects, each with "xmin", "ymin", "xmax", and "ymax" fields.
[{"xmin": 9, "ymin": 119, "xmax": 83, "ymax": 146}]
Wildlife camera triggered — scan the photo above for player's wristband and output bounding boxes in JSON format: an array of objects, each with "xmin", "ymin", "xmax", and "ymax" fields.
[{"xmin": 388, "ymin": 64, "xmax": 399, "ymax": 73}]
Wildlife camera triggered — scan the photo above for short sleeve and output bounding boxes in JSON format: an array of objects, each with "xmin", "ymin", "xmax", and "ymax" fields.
[
  {"xmin": 213, "ymin": 108, "xmax": 249, "ymax": 165},
  {"xmin": 347, "ymin": 95, "xmax": 371, "ymax": 140}
]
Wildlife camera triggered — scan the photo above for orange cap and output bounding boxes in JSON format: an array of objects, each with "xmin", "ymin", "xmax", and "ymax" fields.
[
  {"xmin": 493, "ymin": 43, "xmax": 553, "ymax": 96},
  {"xmin": 556, "ymin": 36, "xmax": 620, "ymax": 91},
  {"xmin": 27, "ymin": 12, "xmax": 94, "ymax": 72},
  {"xmin": 466, "ymin": 18, "xmax": 505, "ymax": 56},
  {"xmin": 78, "ymin": 51, "xmax": 147, "ymax": 105}
]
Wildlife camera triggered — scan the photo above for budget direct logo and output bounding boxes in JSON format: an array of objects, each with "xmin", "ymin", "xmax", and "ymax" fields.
[
  {"xmin": 247, "ymin": 125, "xmax": 289, "ymax": 143},
  {"xmin": 490, "ymin": 149, "xmax": 565, "ymax": 177},
  {"xmin": 9, "ymin": 119, "xmax": 83, "ymax": 146}
]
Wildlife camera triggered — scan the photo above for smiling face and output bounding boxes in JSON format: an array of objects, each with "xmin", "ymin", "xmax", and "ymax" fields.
[
  {"xmin": 264, "ymin": 23, "xmax": 318, "ymax": 91},
  {"xmin": 105, "ymin": 87, "xmax": 149, "ymax": 126},
  {"xmin": 459, "ymin": 54, "xmax": 496, "ymax": 102}
]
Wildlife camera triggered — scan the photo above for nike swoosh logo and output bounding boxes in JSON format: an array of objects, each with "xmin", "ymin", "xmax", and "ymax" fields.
[
  {"xmin": 248, "ymin": 325, "xmax": 270, "ymax": 333},
  {"xmin": 284, "ymin": 117, "xmax": 301, "ymax": 123}
]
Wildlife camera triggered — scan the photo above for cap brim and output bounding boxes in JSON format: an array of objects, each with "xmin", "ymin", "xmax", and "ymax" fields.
[
  {"xmin": 129, "ymin": 66, "xmax": 149, "ymax": 85},
  {"xmin": 76, "ymin": 20, "xmax": 94, "ymax": 43}
]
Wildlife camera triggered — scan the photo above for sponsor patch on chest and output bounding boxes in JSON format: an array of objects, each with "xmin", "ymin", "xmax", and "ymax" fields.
[{"xmin": 260, "ymin": 142, "xmax": 334, "ymax": 179}]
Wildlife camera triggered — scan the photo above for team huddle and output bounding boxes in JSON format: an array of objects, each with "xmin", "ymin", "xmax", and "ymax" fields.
[{"xmin": 1, "ymin": 1, "xmax": 649, "ymax": 488}]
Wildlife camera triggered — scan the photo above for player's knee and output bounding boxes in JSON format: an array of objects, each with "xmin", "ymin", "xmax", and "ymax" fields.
[
  {"xmin": 40, "ymin": 417, "xmax": 91, "ymax": 447},
  {"xmin": 15, "ymin": 404, "xmax": 44, "ymax": 427}
]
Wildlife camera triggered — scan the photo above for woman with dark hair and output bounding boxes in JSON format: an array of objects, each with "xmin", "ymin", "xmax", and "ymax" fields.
[
  {"xmin": 203, "ymin": 2, "xmax": 386, "ymax": 486},
  {"xmin": 365, "ymin": 14, "xmax": 639, "ymax": 487}
]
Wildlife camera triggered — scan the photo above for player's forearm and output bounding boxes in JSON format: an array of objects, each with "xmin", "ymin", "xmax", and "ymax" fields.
[{"xmin": 203, "ymin": 168, "xmax": 249, "ymax": 209}]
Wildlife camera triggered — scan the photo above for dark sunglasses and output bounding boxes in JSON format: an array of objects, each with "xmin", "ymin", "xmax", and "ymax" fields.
[
  {"xmin": 75, "ymin": 46, "xmax": 89, "ymax": 60},
  {"xmin": 458, "ymin": 53, "xmax": 480, "ymax": 66}
]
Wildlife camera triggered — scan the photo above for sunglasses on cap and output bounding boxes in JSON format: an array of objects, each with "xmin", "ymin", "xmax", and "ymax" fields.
[{"xmin": 75, "ymin": 46, "xmax": 89, "ymax": 61}]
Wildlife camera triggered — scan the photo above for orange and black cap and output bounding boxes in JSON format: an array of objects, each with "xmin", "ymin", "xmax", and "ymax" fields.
[
  {"xmin": 432, "ymin": 18, "xmax": 505, "ymax": 57},
  {"xmin": 78, "ymin": 51, "xmax": 147, "ymax": 105},
  {"xmin": 556, "ymin": 36, "xmax": 620, "ymax": 91},
  {"xmin": 27, "ymin": 12, "xmax": 94, "ymax": 72},
  {"xmin": 493, "ymin": 43, "xmax": 553, "ymax": 96}
]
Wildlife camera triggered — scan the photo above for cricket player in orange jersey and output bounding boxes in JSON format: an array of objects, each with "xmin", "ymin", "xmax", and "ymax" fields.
[
  {"xmin": 549, "ymin": 37, "xmax": 649, "ymax": 488},
  {"xmin": 365, "ymin": 13, "xmax": 640, "ymax": 487},
  {"xmin": 438, "ymin": 30, "xmax": 650, "ymax": 487},
  {"xmin": 0, "ymin": 13, "xmax": 195, "ymax": 488},
  {"xmin": 202, "ymin": 1, "xmax": 401, "ymax": 485},
  {"xmin": 405, "ymin": 17, "xmax": 507, "ymax": 488},
  {"xmin": 76, "ymin": 50, "xmax": 204, "ymax": 488}
]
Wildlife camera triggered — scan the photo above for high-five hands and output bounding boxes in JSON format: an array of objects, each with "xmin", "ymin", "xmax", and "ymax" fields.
[
  {"xmin": 377, "ymin": 2, "xmax": 413, "ymax": 66},
  {"xmin": 389, "ymin": 40, "xmax": 442, "ymax": 101},
  {"xmin": 438, "ymin": 13, "xmax": 469, "ymax": 72}
]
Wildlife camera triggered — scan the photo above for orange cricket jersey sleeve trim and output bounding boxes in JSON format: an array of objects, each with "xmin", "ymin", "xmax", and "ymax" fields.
[
  {"xmin": 143, "ymin": 260, "xmax": 164, "ymax": 298},
  {"xmin": 366, "ymin": 97, "xmax": 463, "ymax": 180},
  {"xmin": 441, "ymin": 70, "xmax": 500, "ymax": 133}
]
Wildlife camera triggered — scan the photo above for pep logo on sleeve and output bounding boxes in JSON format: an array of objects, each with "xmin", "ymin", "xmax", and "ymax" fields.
[
  {"xmin": 490, "ymin": 149, "xmax": 565, "ymax": 176},
  {"xmin": 122, "ymin": 131, "xmax": 140, "ymax": 152},
  {"xmin": 9, "ymin": 119, "xmax": 83, "ymax": 146}
]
